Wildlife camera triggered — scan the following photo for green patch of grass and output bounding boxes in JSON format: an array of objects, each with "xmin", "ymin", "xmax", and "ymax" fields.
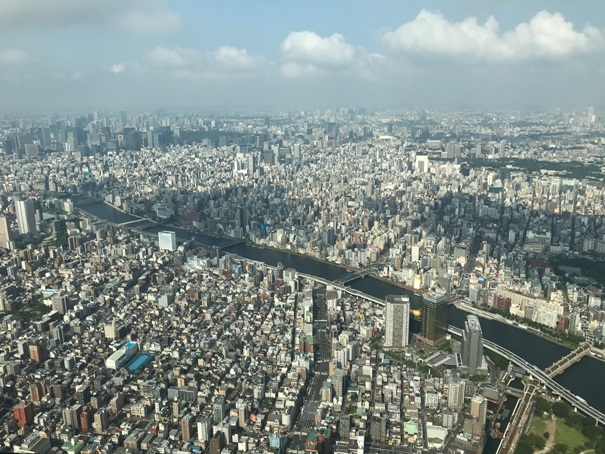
[
  {"xmin": 529, "ymin": 416, "xmax": 547, "ymax": 436},
  {"xmin": 555, "ymin": 419, "xmax": 589, "ymax": 451}
]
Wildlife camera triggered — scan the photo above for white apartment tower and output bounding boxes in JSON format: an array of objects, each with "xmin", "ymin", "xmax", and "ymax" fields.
[{"xmin": 384, "ymin": 295, "xmax": 410, "ymax": 348}]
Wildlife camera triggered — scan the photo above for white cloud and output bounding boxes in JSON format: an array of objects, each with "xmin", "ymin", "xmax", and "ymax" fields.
[
  {"xmin": 280, "ymin": 31, "xmax": 391, "ymax": 80},
  {"xmin": 383, "ymin": 10, "xmax": 605, "ymax": 64},
  {"xmin": 214, "ymin": 46, "xmax": 265, "ymax": 70},
  {"xmin": 0, "ymin": 0, "xmax": 181, "ymax": 34},
  {"xmin": 281, "ymin": 31, "xmax": 356, "ymax": 75},
  {"xmin": 145, "ymin": 45, "xmax": 269, "ymax": 80},
  {"xmin": 110, "ymin": 63, "xmax": 126, "ymax": 74},
  {"xmin": 0, "ymin": 49, "xmax": 30, "ymax": 65}
]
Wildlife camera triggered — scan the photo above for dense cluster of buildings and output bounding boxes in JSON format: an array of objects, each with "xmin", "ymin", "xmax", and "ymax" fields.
[{"xmin": 0, "ymin": 108, "xmax": 603, "ymax": 452}]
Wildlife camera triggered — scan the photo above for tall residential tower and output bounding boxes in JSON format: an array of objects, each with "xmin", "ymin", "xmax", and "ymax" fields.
[
  {"xmin": 461, "ymin": 315, "xmax": 484, "ymax": 375},
  {"xmin": 384, "ymin": 295, "xmax": 410, "ymax": 349}
]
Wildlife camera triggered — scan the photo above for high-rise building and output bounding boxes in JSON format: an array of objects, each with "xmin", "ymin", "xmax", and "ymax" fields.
[
  {"xmin": 13, "ymin": 402, "xmax": 35, "ymax": 427},
  {"xmin": 197, "ymin": 416, "xmax": 212, "ymax": 443},
  {"xmin": 415, "ymin": 154, "xmax": 429, "ymax": 174},
  {"xmin": 210, "ymin": 432, "xmax": 226, "ymax": 454},
  {"xmin": 213, "ymin": 397, "xmax": 226, "ymax": 424},
  {"xmin": 418, "ymin": 293, "xmax": 448, "ymax": 347},
  {"xmin": 447, "ymin": 379, "xmax": 465, "ymax": 410},
  {"xmin": 339, "ymin": 415, "xmax": 351, "ymax": 440},
  {"xmin": 29, "ymin": 382, "xmax": 43, "ymax": 403},
  {"xmin": 181, "ymin": 413, "xmax": 196, "ymax": 441},
  {"xmin": 80, "ymin": 408, "xmax": 93, "ymax": 432},
  {"xmin": 470, "ymin": 395, "xmax": 487, "ymax": 425},
  {"xmin": 384, "ymin": 295, "xmax": 410, "ymax": 348},
  {"xmin": 29, "ymin": 342, "xmax": 49, "ymax": 363},
  {"xmin": 15, "ymin": 199, "xmax": 37, "ymax": 235},
  {"xmin": 158, "ymin": 231, "xmax": 177, "ymax": 251},
  {"xmin": 0, "ymin": 215, "xmax": 13, "ymax": 249},
  {"xmin": 104, "ymin": 320, "xmax": 120, "ymax": 340},
  {"xmin": 93, "ymin": 408, "xmax": 109, "ymax": 434},
  {"xmin": 461, "ymin": 315, "xmax": 484, "ymax": 375},
  {"xmin": 588, "ymin": 106, "xmax": 595, "ymax": 124}
]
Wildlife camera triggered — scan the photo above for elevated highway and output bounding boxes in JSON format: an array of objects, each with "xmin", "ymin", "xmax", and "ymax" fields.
[{"xmin": 448, "ymin": 326, "xmax": 605, "ymax": 426}]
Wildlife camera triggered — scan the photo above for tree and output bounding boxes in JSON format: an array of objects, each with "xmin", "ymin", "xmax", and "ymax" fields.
[
  {"xmin": 595, "ymin": 437, "xmax": 605, "ymax": 454},
  {"xmin": 552, "ymin": 401, "xmax": 571, "ymax": 419},
  {"xmin": 534, "ymin": 396, "xmax": 551, "ymax": 416},
  {"xmin": 550, "ymin": 444, "xmax": 569, "ymax": 454},
  {"xmin": 515, "ymin": 438, "xmax": 534, "ymax": 454},
  {"xmin": 581, "ymin": 422, "xmax": 601, "ymax": 439},
  {"xmin": 544, "ymin": 432, "xmax": 550, "ymax": 439}
]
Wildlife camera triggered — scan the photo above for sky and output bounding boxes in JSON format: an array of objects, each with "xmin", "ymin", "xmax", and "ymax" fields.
[{"xmin": 0, "ymin": 0, "xmax": 604, "ymax": 113}]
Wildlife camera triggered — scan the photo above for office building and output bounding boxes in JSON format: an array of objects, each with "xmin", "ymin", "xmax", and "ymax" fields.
[
  {"xmin": 0, "ymin": 215, "xmax": 13, "ymax": 249},
  {"xmin": 158, "ymin": 230, "xmax": 177, "ymax": 251},
  {"xmin": 417, "ymin": 292, "xmax": 448, "ymax": 347},
  {"xmin": 384, "ymin": 295, "xmax": 410, "ymax": 348},
  {"xmin": 13, "ymin": 401, "xmax": 35, "ymax": 427},
  {"xmin": 29, "ymin": 342, "xmax": 49, "ymax": 363},
  {"xmin": 461, "ymin": 315, "xmax": 484, "ymax": 375},
  {"xmin": 415, "ymin": 154, "xmax": 429, "ymax": 173},
  {"xmin": 15, "ymin": 198, "xmax": 37, "ymax": 235}
]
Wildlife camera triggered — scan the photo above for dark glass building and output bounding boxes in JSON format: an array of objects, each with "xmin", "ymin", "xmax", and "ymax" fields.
[{"xmin": 417, "ymin": 292, "xmax": 448, "ymax": 347}]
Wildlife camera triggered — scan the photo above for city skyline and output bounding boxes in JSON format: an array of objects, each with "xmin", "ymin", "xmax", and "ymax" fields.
[{"xmin": 0, "ymin": 1, "xmax": 604, "ymax": 112}]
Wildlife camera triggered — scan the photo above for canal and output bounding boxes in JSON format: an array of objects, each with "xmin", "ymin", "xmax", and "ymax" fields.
[{"xmin": 75, "ymin": 199, "xmax": 605, "ymax": 413}]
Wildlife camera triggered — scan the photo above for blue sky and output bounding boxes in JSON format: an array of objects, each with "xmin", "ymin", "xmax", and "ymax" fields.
[{"xmin": 0, "ymin": 0, "xmax": 604, "ymax": 112}]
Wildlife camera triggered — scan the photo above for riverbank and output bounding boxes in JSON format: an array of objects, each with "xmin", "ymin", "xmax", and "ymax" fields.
[
  {"xmin": 456, "ymin": 301, "xmax": 576, "ymax": 350},
  {"xmin": 372, "ymin": 274, "xmax": 425, "ymax": 295}
]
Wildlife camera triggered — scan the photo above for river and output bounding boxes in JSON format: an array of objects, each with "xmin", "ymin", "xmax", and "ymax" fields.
[{"xmin": 74, "ymin": 199, "xmax": 605, "ymax": 413}]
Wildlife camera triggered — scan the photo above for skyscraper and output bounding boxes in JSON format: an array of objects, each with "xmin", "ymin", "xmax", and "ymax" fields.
[
  {"xmin": 461, "ymin": 315, "xmax": 484, "ymax": 375},
  {"xmin": 158, "ymin": 230, "xmax": 177, "ymax": 251},
  {"xmin": 15, "ymin": 199, "xmax": 37, "ymax": 235},
  {"xmin": 588, "ymin": 106, "xmax": 595, "ymax": 124},
  {"xmin": 0, "ymin": 215, "xmax": 13, "ymax": 249},
  {"xmin": 384, "ymin": 295, "xmax": 410, "ymax": 348},
  {"xmin": 418, "ymin": 293, "xmax": 448, "ymax": 347}
]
